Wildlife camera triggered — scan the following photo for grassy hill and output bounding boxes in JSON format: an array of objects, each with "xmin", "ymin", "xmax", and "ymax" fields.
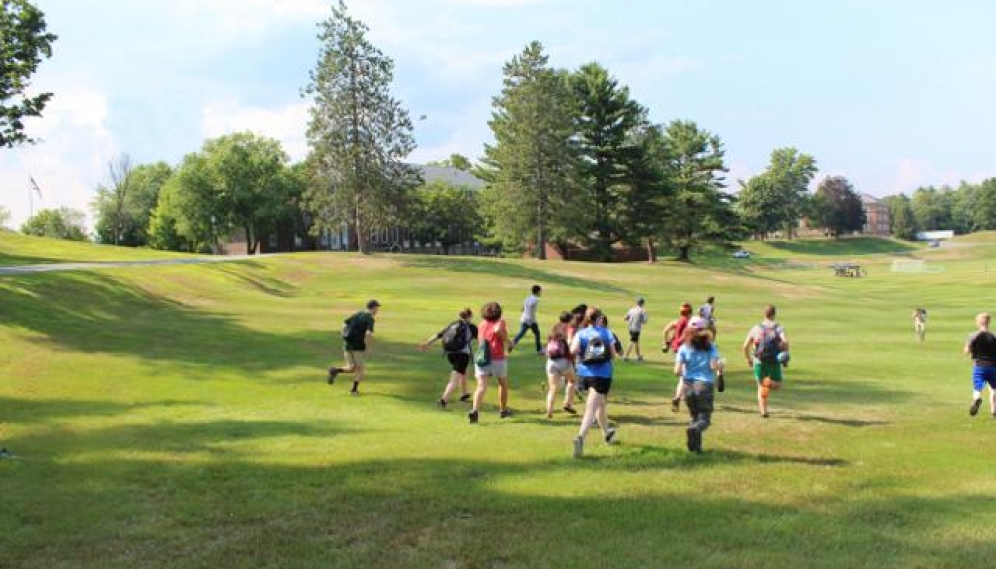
[
  {"xmin": 2, "ymin": 238, "xmax": 996, "ymax": 568},
  {"xmin": 0, "ymin": 230, "xmax": 199, "ymax": 266}
]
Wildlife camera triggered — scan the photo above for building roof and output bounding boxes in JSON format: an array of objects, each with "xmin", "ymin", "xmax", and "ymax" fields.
[
  {"xmin": 860, "ymin": 193, "xmax": 883, "ymax": 204},
  {"xmin": 419, "ymin": 165, "xmax": 486, "ymax": 189}
]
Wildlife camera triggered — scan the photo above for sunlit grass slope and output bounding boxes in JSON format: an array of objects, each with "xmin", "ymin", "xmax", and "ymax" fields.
[
  {"xmin": 0, "ymin": 230, "xmax": 197, "ymax": 266},
  {"xmin": 2, "ymin": 241, "xmax": 996, "ymax": 568}
]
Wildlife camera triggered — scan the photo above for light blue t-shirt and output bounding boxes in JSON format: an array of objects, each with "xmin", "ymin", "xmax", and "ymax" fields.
[
  {"xmin": 677, "ymin": 344, "xmax": 720, "ymax": 383},
  {"xmin": 575, "ymin": 326, "xmax": 614, "ymax": 378}
]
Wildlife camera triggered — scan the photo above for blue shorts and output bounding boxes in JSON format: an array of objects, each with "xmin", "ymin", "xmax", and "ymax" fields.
[{"xmin": 972, "ymin": 366, "xmax": 996, "ymax": 391}]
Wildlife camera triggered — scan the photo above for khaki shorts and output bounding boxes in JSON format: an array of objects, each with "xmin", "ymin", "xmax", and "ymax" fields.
[
  {"xmin": 546, "ymin": 358, "xmax": 574, "ymax": 379},
  {"xmin": 345, "ymin": 350, "xmax": 366, "ymax": 368},
  {"xmin": 475, "ymin": 359, "xmax": 508, "ymax": 379}
]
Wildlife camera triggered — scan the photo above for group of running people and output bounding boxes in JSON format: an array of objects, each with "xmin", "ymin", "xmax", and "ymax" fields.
[{"xmin": 327, "ymin": 286, "xmax": 794, "ymax": 456}]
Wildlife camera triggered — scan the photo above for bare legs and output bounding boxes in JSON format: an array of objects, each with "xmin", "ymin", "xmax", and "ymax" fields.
[{"xmin": 757, "ymin": 377, "xmax": 782, "ymax": 417}]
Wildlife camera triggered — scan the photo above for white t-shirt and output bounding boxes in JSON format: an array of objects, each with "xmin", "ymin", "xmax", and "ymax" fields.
[
  {"xmin": 624, "ymin": 306, "xmax": 648, "ymax": 332},
  {"xmin": 521, "ymin": 294, "xmax": 539, "ymax": 324}
]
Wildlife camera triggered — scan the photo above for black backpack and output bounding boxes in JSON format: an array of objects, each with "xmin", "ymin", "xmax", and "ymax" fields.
[
  {"xmin": 754, "ymin": 324, "xmax": 781, "ymax": 365},
  {"xmin": 341, "ymin": 313, "xmax": 366, "ymax": 344},
  {"xmin": 441, "ymin": 321, "xmax": 469, "ymax": 352},
  {"xmin": 582, "ymin": 333, "xmax": 611, "ymax": 365}
]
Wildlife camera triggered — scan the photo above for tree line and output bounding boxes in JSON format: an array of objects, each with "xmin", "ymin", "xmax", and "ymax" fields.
[
  {"xmin": 11, "ymin": 1, "xmax": 985, "ymax": 259},
  {"xmin": 881, "ymin": 180, "xmax": 996, "ymax": 240}
]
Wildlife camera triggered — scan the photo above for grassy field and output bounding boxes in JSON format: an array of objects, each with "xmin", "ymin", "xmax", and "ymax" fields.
[{"xmin": 2, "ymin": 235, "xmax": 996, "ymax": 568}]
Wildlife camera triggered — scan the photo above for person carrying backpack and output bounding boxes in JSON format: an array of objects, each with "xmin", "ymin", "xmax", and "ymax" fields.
[
  {"xmin": 469, "ymin": 302, "xmax": 513, "ymax": 424},
  {"xmin": 420, "ymin": 308, "xmax": 478, "ymax": 409},
  {"xmin": 570, "ymin": 307, "xmax": 619, "ymax": 458},
  {"xmin": 964, "ymin": 312, "xmax": 996, "ymax": 417},
  {"xmin": 545, "ymin": 312, "xmax": 579, "ymax": 418},
  {"xmin": 742, "ymin": 304, "xmax": 789, "ymax": 418},
  {"xmin": 328, "ymin": 300, "xmax": 380, "ymax": 396}
]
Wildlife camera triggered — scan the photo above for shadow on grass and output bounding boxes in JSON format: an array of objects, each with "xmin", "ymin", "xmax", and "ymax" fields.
[
  {"xmin": 0, "ymin": 270, "xmax": 418, "ymax": 377},
  {"xmin": 399, "ymin": 256, "xmax": 632, "ymax": 294},
  {"xmin": 3, "ymin": 435, "xmax": 989, "ymax": 569},
  {"xmin": 719, "ymin": 405, "xmax": 889, "ymax": 428},
  {"xmin": 207, "ymin": 263, "xmax": 298, "ymax": 298},
  {"xmin": 0, "ymin": 253, "xmax": 63, "ymax": 267}
]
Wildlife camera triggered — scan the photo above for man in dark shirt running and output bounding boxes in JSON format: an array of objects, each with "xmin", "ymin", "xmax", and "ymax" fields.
[
  {"xmin": 964, "ymin": 312, "xmax": 996, "ymax": 417},
  {"xmin": 329, "ymin": 300, "xmax": 380, "ymax": 396}
]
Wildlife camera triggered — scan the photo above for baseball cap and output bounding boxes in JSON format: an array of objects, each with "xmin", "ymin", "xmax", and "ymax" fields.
[{"xmin": 366, "ymin": 300, "xmax": 382, "ymax": 310}]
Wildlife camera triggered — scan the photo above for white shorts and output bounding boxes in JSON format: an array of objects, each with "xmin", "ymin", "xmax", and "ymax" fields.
[
  {"xmin": 546, "ymin": 358, "xmax": 574, "ymax": 378},
  {"xmin": 475, "ymin": 359, "xmax": 508, "ymax": 379}
]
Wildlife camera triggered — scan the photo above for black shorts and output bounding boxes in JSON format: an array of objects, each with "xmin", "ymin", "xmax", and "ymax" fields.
[
  {"xmin": 629, "ymin": 331, "xmax": 641, "ymax": 343},
  {"xmin": 447, "ymin": 353, "xmax": 471, "ymax": 375},
  {"xmin": 580, "ymin": 376, "xmax": 612, "ymax": 395}
]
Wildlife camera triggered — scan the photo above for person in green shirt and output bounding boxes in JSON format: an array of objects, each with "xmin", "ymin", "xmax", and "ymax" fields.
[{"xmin": 329, "ymin": 300, "xmax": 380, "ymax": 395}]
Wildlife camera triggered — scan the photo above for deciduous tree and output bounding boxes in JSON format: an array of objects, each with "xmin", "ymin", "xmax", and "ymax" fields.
[
  {"xmin": 810, "ymin": 175, "xmax": 865, "ymax": 237},
  {"xmin": 21, "ymin": 207, "xmax": 86, "ymax": 241},
  {"xmin": 1, "ymin": 0, "xmax": 57, "ymax": 148}
]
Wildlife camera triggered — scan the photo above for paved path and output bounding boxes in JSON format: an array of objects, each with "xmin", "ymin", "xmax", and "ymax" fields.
[{"xmin": 0, "ymin": 255, "xmax": 262, "ymax": 276}]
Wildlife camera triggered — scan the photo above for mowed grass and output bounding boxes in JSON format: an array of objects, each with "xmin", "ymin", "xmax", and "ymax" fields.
[
  {"xmin": 2, "ymin": 237, "xmax": 996, "ymax": 568},
  {"xmin": 0, "ymin": 230, "xmax": 197, "ymax": 266}
]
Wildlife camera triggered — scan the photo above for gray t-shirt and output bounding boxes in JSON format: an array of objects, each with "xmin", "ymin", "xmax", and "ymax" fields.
[{"xmin": 624, "ymin": 306, "xmax": 648, "ymax": 332}]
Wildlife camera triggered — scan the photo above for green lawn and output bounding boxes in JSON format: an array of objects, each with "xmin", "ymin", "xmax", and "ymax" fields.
[
  {"xmin": 2, "ymin": 237, "xmax": 996, "ymax": 568},
  {"xmin": 0, "ymin": 230, "xmax": 198, "ymax": 266}
]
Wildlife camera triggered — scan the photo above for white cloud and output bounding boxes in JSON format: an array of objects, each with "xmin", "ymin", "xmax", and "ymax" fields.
[
  {"xmin": 164, "ymin": 0, "xmax": 329, "ymax": 43},
  {"xmin": 0, "ymin": 85, "xmax": 117, "ymax": 230},
  {"xmin": 201, "ymin": 99, "xmax": 311, "ymax": 161}
]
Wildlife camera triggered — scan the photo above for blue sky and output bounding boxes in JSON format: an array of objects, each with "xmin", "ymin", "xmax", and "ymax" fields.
[{"xmin": 2, "ymin": 0, "xmax": 995, "ymax": 229}]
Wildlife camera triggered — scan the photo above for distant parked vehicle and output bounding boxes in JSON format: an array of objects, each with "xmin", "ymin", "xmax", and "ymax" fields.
[
  {"xmin": 733, "ymin": 250, "xmax": 751, "ymax": 259},
  {"xmin": 928, "ymin": 240, "xmax": 940, "ymax": 248}
]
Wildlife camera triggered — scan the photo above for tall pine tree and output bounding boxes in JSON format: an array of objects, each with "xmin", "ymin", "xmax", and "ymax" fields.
[
  {"xmin": 479, "ymin": 42, "xmax": 577, "ymax": 259},
  {"xmin": 657, "ymin": 120, "xmax": 733, "ymax": 261},
  {"xmin": 570, "ymin": 63, "xmax": 649, "ymax": 261},
  {"xmin": 303, "ymin": 0, "xmax": 419, "ymax": 254}
]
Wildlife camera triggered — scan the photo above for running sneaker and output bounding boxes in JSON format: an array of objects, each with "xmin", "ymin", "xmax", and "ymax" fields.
[
  {"xmin": 437, "ymin": 399, "xmax": 447, "ymax": 409},
  {"xmin": 459, "ymin": 393, "xmax": 472, "ymax": 402},
  {"xmin": 686, "ymin": 426, "xmax": 702, "ymax": 453},
  {"xmin": 500, "ymin": 409, "xmax": 513, "ymax": 419},
  {"xmin": 563, "ymin": 405, "xmax": 577, "ymax": 415},
  {"xmin": 327, "ymin": 367, "xmax": 339, "ymax": 385},
  {"xmin": 604, "ymin": 428, "xmax": 617, "ymax": 444},
  {"xmin": 572, "ymin": 436, "xmax": 584, "ymax": 459},
  {"xmin": 671, "ymin": 397, "xmax": 681, "ymax": 413},
  {"xmin": 970, "ymin": 398, "xmax": 983, "ymax": 416},
  {"xmin": 468, "ymin": 410, "xmax": 479, "ymax": 424}
]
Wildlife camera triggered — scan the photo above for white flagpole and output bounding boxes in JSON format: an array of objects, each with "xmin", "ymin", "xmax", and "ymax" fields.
[{"xmin": 28, "ymin": 177, "xmax": 33, "ymax": 219}]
